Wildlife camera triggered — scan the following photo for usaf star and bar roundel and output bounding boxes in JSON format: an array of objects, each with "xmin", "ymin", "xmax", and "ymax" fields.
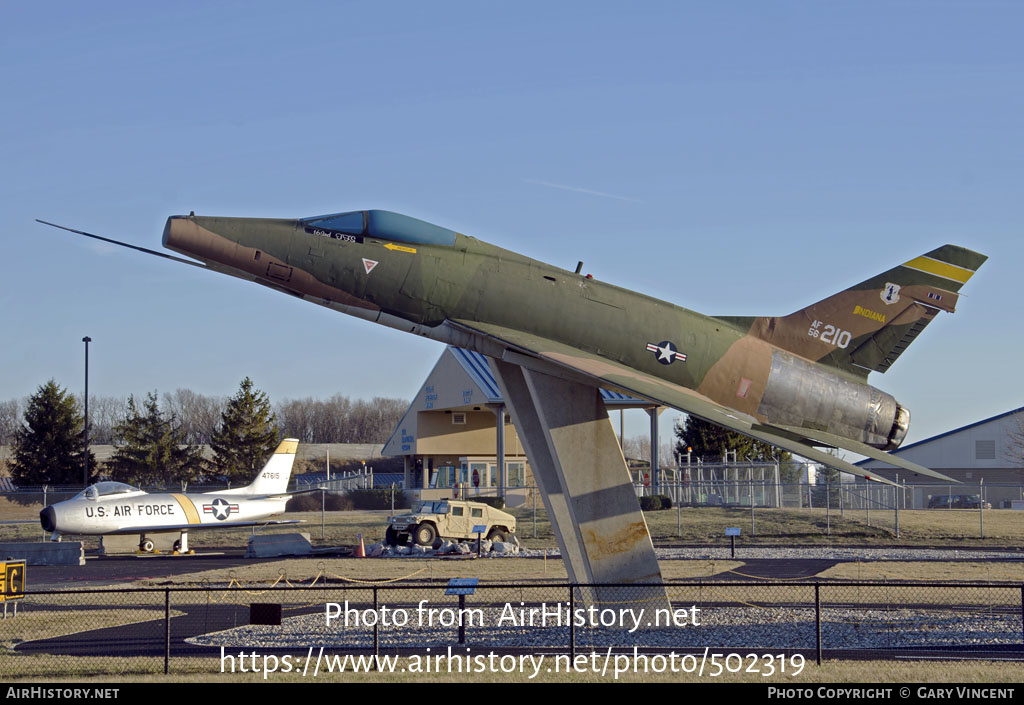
[
  {"xmin": 646, "ymin": 340, "xmax": 687, "ymax": 365},
  {"xmin": 203, "ymin": 497, "xmax": 239, "ymax": 521}
]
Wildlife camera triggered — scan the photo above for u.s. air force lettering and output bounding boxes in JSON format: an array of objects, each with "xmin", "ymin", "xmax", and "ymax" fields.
[{"xmin": 84, "ymin": 503, "xmax": 175, "ymax": 518}]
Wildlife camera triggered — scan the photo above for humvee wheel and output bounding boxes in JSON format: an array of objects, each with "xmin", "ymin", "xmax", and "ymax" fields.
[
  {"xmin": 413, "ymin": 522, "xmax": 438, "ymax": 547},
  {"xmin": 385, "ymin": 527, "xmax": 400, "ymax": 546},
  {"xmin": 486, "ymin": 528, "xmax": 507, "ymax": 543}
]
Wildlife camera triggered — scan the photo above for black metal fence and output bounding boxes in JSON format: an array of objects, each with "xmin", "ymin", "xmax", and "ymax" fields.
[{"xmin": 3, "ymin": 581, "xmax": 1022, "ymax": 677}]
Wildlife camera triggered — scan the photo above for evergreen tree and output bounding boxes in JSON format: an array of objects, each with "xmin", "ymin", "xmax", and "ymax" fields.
[
  {"xmin": 107, "ymin": 392, "xmax": 205, "ymax": 486},
  {"xmin": 8, "ymin": 380, "xmax": 95, "ymax": 486},
  {"xmin": 210, "ymin": 377, "xmax": 279, "ymax": 483},
  {"xmin": 674, "ymin": 415, "xmax": 791, "ymax": 465}
]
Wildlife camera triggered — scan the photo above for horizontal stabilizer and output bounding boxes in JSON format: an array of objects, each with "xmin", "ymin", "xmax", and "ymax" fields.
[{"xmin": 762, "ymin": 423, "xmax": 956, "ymax": 482}]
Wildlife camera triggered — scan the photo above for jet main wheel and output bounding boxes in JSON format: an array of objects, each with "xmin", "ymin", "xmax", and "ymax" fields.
[
  {"xmin": 413, "ymin": 523, "xmax": 437, "ymax": 547},
  {"xmin": 140, "ymin": 538, "xmax": 155, "ymax": 553},
  {"xmin": 486, "ymin": 528, "xmax": 507, "ymax": 543}
]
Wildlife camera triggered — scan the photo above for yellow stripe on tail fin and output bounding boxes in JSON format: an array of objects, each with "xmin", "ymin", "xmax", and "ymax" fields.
[{"xmin": 726, "ymin": 245, "xmax": 987, "ymax": 377}]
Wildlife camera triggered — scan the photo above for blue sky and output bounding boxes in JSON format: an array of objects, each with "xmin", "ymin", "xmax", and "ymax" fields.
[{"xmin": 2, "ymin": 1, "xmax": 1021, "ymax": 451}]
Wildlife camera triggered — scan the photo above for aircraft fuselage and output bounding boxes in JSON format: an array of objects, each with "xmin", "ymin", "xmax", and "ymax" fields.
[{"xmin": 163, "ymin": 214, "xmax": 908, "ymax": 450}]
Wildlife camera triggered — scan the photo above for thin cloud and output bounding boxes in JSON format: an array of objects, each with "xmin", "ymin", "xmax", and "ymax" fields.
[{"xmin": 524, "ymin": 179, "xmax": 643, "ymax": 203}]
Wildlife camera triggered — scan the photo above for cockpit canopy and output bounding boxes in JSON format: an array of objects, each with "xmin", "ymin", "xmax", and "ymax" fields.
[
  {"xmin": 76, "ymin": 481, "xmax": 142, "ymax": 501},
  {"xmin": 300, "ymin": 210, "xmax": 457, "ymax": 247}
]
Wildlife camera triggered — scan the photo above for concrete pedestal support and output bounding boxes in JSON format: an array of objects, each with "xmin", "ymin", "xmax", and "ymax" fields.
[{"xmin": 489, "ymin": 357, "xmax": 669, "ymax": 622}]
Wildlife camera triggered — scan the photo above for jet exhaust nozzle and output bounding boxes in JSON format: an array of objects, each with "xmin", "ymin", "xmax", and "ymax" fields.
[{"xmin": 885, "ymin": 405, "xmax": 911, "ymax": 451}]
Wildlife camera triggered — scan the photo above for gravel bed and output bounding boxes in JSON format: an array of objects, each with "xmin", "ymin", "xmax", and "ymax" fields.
[
  {"xmin": 653, "ymin": 547, "xmax": 1024, "ymax": 561},
  {"xmin": 188, "ymin": 544, "xmax": 1023, "ymax": 651},
  {"xmin": 422, "ymin": 545, "xmax": 1024, "ymax": 561},
  {"xmin": 189, "ymin": 605, "xmax": 1021, "ymax": 650}
]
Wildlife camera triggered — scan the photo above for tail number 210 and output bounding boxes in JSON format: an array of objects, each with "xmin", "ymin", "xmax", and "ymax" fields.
[{"xmin": 808, "ymin": 321, "xmax": 852, "ymax": 349}]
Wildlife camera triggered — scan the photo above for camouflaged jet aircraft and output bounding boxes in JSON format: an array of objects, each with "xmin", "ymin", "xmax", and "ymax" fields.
[
  {"xmin": 39, "ymin": 438, "xmax": 301, "ymax": 553},
  {"xmin": 40, "ymin": 212, "xmax": 985, "ymax": 484}
]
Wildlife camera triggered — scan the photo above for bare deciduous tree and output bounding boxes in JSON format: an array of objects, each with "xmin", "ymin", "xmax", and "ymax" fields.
[
  {"xmin": 86, "ymin": 395, "xmax": 129, "ymax": 445},
  {"xmin": 276, "ymin": 394, "xmax": 406, "ymax": 443},
  {"xmin": 1006, "ymin": 410, "xmax": 1024, "ymax": 467},
  {"xmin": 163, "ymin": 389, "xmax": 224, "ymax": 444},
  {"xmin": 0, "ymin": 398, "xmax": 22, "ymax": 445}
]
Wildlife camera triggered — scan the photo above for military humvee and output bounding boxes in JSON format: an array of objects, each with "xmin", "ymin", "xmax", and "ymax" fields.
[{"xmin": 385, "ymin": 499, "xmax": 517, "ymax": 547}]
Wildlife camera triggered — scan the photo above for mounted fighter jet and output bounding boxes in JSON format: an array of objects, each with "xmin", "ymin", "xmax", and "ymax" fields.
[
  {"xmin": 39, "ymin": 212, "xmax": 985, "ymax": 484},
  {"xmin": 39, "ymin": 438, "xmax": 301, "ymax": 553}
]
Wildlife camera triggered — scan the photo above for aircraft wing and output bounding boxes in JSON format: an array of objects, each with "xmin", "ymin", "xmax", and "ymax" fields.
[
  {"xmin": 451, "ymin": 319, "xmax": 949, "ymax": 486},
  {"xmin": 103, "ymin": 519, "xmax": 302, "ymax": 534}
]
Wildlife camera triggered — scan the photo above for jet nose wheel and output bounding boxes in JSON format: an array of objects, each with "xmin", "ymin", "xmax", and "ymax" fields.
[{"xmin": 140, "ymin": 538, "xmax": 155, "ymax": 553}]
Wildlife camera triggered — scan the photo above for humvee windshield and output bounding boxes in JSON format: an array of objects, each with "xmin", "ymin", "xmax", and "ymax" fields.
[{"xmin": 415, "ymin": 501, "xmax": 450, "ymax": 514}]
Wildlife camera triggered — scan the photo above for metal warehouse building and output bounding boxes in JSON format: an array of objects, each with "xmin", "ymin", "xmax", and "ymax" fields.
[{"xmin": 856, "ymin": 406, "xmax": 1024, "ymax": 508}]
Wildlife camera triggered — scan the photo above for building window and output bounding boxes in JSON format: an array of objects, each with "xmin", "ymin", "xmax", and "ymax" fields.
[
  {"xmin": 507, "ymin": 462, "xmax": 525, "ymax": 487},
  {"xmin": 430, "ymin": 466, "xmax": 457, "ymax": 489},
  {"xmin": 975, "ymin": 440, "xmax": 996, "ymax": 460}
]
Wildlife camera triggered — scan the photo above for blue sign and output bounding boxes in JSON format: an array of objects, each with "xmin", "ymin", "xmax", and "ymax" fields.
[
  {"xmin": 445, "ymin": 578, "xmax": 478, "ymax": 596},
  {"xmin": 725, "ymin": 528, "xmax": 741, "ymax": 536}
]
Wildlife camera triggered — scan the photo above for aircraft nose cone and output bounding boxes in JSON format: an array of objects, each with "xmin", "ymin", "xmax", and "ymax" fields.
[
  {"xmin": 162, "ymin": 214, "xmax": 226, "ymax": 264},
  {"xmin": 162, "ymin": 215, "xmax": 196, "ymax": 252},
  {"xmin": 40, "ymin": 506, "xmax": 56, "ymax": 532}
]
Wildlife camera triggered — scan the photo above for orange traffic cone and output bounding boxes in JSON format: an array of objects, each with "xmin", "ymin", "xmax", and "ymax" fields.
[{"xmin": 355, "ymin": 533, "xmax": 366, "ymax": 558}]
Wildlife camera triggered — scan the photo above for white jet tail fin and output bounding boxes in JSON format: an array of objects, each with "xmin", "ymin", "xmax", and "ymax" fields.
[{"xmin": 223, "ymin": 439, "xmax": 299, "ymax": 496}]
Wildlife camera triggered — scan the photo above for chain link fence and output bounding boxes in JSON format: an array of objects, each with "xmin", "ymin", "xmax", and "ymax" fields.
[
  {"xmin": 3, "ymin": 581, "xmax": 1021, "ymax": 677},
  {"xmin": 3, "ymin": 476, "xmax": 1023, "ymax": 545}
]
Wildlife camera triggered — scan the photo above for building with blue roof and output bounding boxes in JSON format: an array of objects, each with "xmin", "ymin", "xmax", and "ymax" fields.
[{"xmin": 383, "ymin": 346, "xmax": 660, "ymax": 507}]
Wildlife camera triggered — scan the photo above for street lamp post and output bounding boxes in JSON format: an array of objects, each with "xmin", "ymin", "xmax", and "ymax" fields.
[{"xmin": 82, "ymin": 336, "xmax": 91, "ymax": 487}]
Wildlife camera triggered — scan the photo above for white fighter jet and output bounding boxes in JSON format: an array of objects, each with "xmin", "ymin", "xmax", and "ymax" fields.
[{"xmin": 39, "ymin": 438, "xmax": 302, "ymax": 553}]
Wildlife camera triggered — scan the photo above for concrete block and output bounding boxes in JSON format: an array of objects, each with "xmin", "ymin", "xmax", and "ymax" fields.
[
  {"xmin": 245, "ymin": 532, "xmax": 312, "ymax": 558},
  {"xmin": 0, "ymin": 542, "xmax": 85, "ymax": 566}
]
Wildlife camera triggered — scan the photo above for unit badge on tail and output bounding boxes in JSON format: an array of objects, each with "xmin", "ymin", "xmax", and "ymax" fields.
[{"xmin": 881, "ymin": 282, "xmax": 901, "ymax": 305}]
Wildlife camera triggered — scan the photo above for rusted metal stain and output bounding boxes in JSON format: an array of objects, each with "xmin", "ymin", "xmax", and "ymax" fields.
[{"xmin": 581, "ymin": 520, "xmax": 650, "ymax": 558}]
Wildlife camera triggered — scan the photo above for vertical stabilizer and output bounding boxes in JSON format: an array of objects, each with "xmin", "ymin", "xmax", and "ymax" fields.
[
  {"xmin": 727, "ymin": 245, "xmax": 986, "ymax": 376},
  {"xmin": 224, "ymin": 439, "xmax": 299, "ymax": 496}
]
